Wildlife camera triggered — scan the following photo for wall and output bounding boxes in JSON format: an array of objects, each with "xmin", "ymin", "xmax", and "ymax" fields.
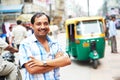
[{"xmin": 1, "ymin": 0, "xmax": 21, "ymax": 5}]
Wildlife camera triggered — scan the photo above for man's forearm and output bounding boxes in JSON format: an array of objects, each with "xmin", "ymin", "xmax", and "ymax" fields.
[
  {"xmin": 25, "ymin": 64, "xmax": 55, "ymax": 74},
  {"xmin": 33, "ymin": 66, "xmax": 55, "ymax": 74},
  {"xmin": 46, "ymin": 54, "xmax": 71, "ymax": 67}
]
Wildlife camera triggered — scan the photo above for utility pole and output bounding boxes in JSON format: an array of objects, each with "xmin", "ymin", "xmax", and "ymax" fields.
[
  {"xmin": 87, "ymin": 0, "xmax": 90, "ymax": 16},
  {"xmin": 47, "ymin": 0, "xmax": 52, "ymax": 22},
  {"xmin": 49, "ymin": 3, "xmax": 52, "ymax": 21}
]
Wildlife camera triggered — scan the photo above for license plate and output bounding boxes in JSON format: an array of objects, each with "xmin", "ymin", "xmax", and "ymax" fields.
[{"xmin": 83, "ymin": 42, "xmax": 89, "ymax": 47}]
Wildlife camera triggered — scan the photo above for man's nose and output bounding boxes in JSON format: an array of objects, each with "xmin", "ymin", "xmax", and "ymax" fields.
[{"xmin": 40, "ymin": 24, "xmax": 45, "ymax": 28}]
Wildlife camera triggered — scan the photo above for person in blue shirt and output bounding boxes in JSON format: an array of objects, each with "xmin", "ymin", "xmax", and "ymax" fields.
[
  {"xmin": 19, "ymin": 12, "xmax": 71, "ymax": 80},
  {"xmin": 108, "ymin": 15, "xmax": 118, "ymax": 53}
]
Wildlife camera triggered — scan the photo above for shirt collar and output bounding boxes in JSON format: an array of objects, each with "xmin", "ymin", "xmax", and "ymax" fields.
[{"xmin": 31, "ymin": 34, "xmax": 56, "ymax": 46}]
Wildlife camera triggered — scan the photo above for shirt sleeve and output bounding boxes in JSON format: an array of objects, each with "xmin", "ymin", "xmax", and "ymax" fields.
[{"xmin": 19, "ymin": 42, "xmax": 32, "ymax": 68}]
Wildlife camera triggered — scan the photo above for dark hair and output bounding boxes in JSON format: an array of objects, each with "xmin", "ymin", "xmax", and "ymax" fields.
[
  {"xmin": 31, "ymin": 12, "xmax": 50, "ymax": 24},
  {"xmin": 110, "ymin": 15, "xmax": 116, "ymax": 19},
  {"xmin": 17, "ymin": 20, "xmax": 22, "ymax": 25}
]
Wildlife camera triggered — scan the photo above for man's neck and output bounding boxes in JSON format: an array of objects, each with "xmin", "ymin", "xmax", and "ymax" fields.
[{"xmin": 36, "ymin": 36, "xmax": 47, "ymax": 44}]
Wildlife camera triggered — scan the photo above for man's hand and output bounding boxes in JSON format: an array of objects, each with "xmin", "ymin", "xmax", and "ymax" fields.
[
  {"xmin": 4, "ymin": 45, "xmax": 18, "ymax": 53},
  {"xmin": 27, "ymin": 56, "xmax": 44, "ymax": 68}
]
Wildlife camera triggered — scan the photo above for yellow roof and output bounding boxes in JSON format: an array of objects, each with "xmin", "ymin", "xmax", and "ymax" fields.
[{"xmin": 65, "ymin": 16, "xmax": 105, "ymax": 24}]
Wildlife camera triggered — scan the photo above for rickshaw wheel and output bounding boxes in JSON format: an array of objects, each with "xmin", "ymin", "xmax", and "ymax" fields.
[{"xmin": 93, "ymin": 59, "xmax": 98, "ymax": 69}]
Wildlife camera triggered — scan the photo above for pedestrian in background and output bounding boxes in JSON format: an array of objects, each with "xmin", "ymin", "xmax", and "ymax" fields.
[
  {"xmin": 6, "ymin": 25, "xmax": 14, "ymax": 47},
  {"xmin": 19, "ymin": 12, "xmax": 71, "ymax": 80},
  {"xmin": 105, "ymin": 19, "xmax": 109, "ymax": 40},
  {"xmin": 1, "ymin": 19, "xmax": 10, "ymax": 42},
  {"xmin": 50, "ymin": 23, "xmax": 59, "ymax": 39},
  {"xmin": 22, "ymin": 22, "xmax": 33, "ymax": 37},
  {"xmin": 108, "ymin": 15, "xmax": 118, "ymax": 53},
  {"xmin": 12, "ymin": 20, "xmax": 27, "ymax": 49}
]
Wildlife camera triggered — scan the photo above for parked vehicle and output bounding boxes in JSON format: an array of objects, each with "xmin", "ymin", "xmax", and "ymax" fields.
[
  {"xmin": 0, "ymin": 52, "xmax": 22, "ymax": 80},
  {"xmin": 65, "ymin": 16, "xmax": 106, "ymax": 69}
]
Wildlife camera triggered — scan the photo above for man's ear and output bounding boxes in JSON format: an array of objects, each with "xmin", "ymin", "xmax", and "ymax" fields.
[{"xmin": 31, "ymin": 24, "xmax": 34, "ymax": 29}]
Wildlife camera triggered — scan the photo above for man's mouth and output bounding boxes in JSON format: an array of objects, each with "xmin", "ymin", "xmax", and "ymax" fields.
[{"xmin": 38, "ymin": 28, "xmax": 47, "ymax": 33}]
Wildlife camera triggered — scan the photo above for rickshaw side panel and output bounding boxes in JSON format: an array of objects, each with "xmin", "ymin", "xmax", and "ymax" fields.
[
  {"xmin": 66, "ymin": 40, "xmax": 77, "ymax": 57},
  {"xmin": 66, "ymin": 37, "xmax": 105, "ymax": 61}
]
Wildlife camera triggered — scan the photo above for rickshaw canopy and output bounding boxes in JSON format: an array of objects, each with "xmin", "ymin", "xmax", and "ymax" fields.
[
  {"xmin": 65, "ymin": 16, "xmax": 105, "ymax": 25},
  {"xmin": 65, "ymin": 16, "xmax": 106, "ymax": 39}
]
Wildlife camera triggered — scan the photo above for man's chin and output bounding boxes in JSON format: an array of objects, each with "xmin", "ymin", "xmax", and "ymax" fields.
[
  {"xmin": 35, "ymin": 32, "xmax": 47, "ymax": 37},
  {"xmin": 38, "ymin": 34, "xmax": 47, "ymax": 37}
]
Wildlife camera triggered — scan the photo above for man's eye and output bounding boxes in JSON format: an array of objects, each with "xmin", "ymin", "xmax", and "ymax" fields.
[
  {"xmin": 36, "ymin": 23, "xmax": 41, "ymax": 26},
  {"xmin": 44, "ymin": 22, "xmax": 49, "ymax": 26}
]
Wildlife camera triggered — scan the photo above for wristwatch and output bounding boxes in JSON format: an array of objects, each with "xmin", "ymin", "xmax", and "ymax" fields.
[{"xmin": 43, "ymin": 61, "xmax": 47, "ymax": 67}]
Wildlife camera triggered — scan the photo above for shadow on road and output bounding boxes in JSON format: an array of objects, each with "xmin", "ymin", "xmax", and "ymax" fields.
[
  {"xmin": 113, "ymin": 77, "xmax": 120, "ymax": 80},
  {"xmin": 71, "ymin": 59, "xmax": 102, "ymax": 69}
]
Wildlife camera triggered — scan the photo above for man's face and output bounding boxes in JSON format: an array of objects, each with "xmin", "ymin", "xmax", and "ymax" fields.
[{"xmin": 32, "ymin": 15, "xmax": 50, "ymax": 37}]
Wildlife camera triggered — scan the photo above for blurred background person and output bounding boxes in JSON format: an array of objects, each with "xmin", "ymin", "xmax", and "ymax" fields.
[
  {"xmin": 6, "ymin": 25, "xmax": 14, "ymax": 47},
  {"xmin": 22, "ymin": 22, "xmax": 33, "ymax": 37},
  {"xmin": 12, "ymin": 20, "xmax": 27, "ymax": 49},
  {"xmin": 108, "ymin": 15, "xmax": 118, "ymax": 53},
  {"xmin": 50, "ymin": 23, "xmax": 59, "ymax": 39},
  {"xmin": 1, "ymin": 19, "xmax": 10, "ymax": 42}
]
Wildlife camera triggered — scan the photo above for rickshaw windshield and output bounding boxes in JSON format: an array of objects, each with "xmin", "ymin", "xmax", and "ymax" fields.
[{"xmin": 76, "ymin": 20, "xmax": 103, "ymax": 35}]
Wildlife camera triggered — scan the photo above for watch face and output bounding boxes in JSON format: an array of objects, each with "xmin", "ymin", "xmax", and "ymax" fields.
[{"xmin": 43, "ymin": 61, "xmax": 47, "ymax": 66}]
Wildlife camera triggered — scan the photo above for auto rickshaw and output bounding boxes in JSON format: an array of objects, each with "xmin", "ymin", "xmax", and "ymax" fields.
[{"xmin": 65, "ymin": 16, "xmax": 106, "ymax": 69}]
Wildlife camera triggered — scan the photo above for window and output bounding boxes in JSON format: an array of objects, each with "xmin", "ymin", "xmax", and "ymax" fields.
[
  {"xmin": 76, "ymin": 22, "xmax": 81, "ymax": 35},
  {"xmin": 76, "ymin": 20, "xmax": 103, "ymax": 35}
]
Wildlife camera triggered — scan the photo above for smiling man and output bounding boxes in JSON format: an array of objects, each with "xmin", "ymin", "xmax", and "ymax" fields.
[{"xmin": 19, "ymin": 12, "xmax": 71, "ymax": 80}]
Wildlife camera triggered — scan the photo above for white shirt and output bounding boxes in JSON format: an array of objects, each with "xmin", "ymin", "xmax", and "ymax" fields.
[
  {"xmin": 4, "ymin": 22, "xmax": 10, "ymax": 34},
  {"xmin": 6, "ymin": 31, "xmax": 13, "ymax": 43},
  {"xmin": 108, "ymin": 20, "xmax": 117, "ymax": 38},
  {"xmin": 26, "ymin": 29, "xmax": 33, "ymax": 37},
  {"xmin": 12, "ymin": 25, "xmax": 27, "ymax": 44}
]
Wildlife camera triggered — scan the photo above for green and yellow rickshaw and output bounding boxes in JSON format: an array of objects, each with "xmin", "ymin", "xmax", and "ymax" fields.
[{"xmin": 65, "ymin": 16, "xmax": 106, "ymax": 69}]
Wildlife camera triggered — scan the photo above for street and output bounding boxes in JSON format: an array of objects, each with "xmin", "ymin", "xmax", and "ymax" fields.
[{"xmin": 0, "ymin": 0, "xmax": 120, "ymax": 80}]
